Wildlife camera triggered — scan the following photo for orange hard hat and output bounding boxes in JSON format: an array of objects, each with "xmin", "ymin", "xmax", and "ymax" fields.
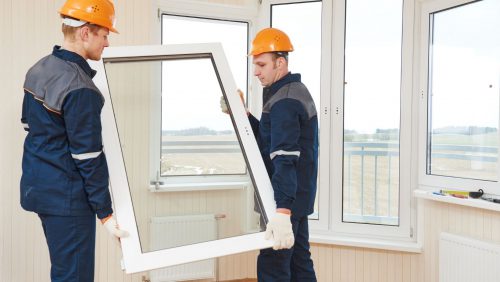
[
  {"xmin": 59, "ymin": 0, "xmax": 118, "ymax": 33},
  {"xmin": 248, "ymin": 27, "xmax": 294, "ymax": 56}
]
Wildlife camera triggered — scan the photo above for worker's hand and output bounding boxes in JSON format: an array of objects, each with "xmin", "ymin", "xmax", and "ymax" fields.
[
  {"xmin": 101, "ymin": 215, "xmax": 128, "ymax": 244},
  {"xmin": 220, "ymin": 95, "xmax": 229, "ymax": 114},
  {"xmin": 265, "ymin": 212, "xmax": 294, "ymax": 250},
  {"xmin": 220, "ymin": 89, "xmax": 248, "ymax": 115}
]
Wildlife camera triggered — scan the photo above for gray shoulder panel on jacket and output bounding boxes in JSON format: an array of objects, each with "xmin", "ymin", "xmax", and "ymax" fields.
[
  {"xmin": 262, "ymin": 82, "xmax": 317, "ymax": 119},
  {"xmin": 23, "ymin": 55, "xmax": 102, "ymax": 114}
]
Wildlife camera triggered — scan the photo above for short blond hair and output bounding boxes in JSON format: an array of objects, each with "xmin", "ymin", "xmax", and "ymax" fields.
[{"xmin": 61, "ymin": 16, "xmax": 101, "ymax": 41}]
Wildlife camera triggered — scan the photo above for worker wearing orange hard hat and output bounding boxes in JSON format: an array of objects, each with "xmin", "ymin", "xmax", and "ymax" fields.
[
  {"xmin": 222, "ymin": 27, "xmax": 318, "ymax": 281},
  {"xmin": 250, "ymin": 27, "xmax": 318, "ymax": 282},
  {"xmin": 21, "ymin": 0, "xmax": 125, "ymax": 281}
]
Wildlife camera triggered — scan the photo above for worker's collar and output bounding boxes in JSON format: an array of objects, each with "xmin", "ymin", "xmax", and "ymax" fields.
[
  {"xmin": 52, "ymin": 45, "xmax": 97, "ymax": 78},
  {"xmin": 265, "ymin": 72, "xmax": 301, "ymax": 96}
]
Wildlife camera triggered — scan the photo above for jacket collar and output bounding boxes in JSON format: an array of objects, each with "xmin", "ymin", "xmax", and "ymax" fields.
[
  {"xmin": 52, "ymin": 45, "xmax": 97, "ymax": 78},
  {"xmin": 263, "ymin": 72, "xmax": 301, "ymax": 104},
  {"xmin": 268, "ymin": 72, "xmax": 301, "ymax": 95}
]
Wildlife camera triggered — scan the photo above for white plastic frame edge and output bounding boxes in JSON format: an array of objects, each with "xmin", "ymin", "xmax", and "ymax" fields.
[{"xmin": 90, "ymin": 43, "xmax": 275, "ymax": 274}]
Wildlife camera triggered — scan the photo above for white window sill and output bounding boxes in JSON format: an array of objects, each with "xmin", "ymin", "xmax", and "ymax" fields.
[
  {"xmin": 309, "ymin": 232, "xmax": 422, "ymax": 253},
  {"xmin": 414, "ymin": 189, "xmax": 500, "ymax": 213},
  {"xmin": 149, "ymin": 181, "xmax": 249, "ymax": 192}
]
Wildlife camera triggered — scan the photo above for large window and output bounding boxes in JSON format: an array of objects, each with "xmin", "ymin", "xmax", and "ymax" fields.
[
  {"xmin": 145, "ymin": 0, "xmax": 432, "ymax": 252},
  {"xmin": 343, "ymin": 0, "xmax": 403, "ymax": 226},
  {"xmin": 159, "ymin": 15, "xmax": 248, "ymax": 177},
  {"xmin": 427, "ymin": 0, "xmax": 499, "ymax": 182}
]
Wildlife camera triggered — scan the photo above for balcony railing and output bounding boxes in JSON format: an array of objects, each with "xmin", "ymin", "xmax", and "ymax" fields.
[
  {"xmin": 161, "ymin": 139, "xmax": 498, "ymax": 224},
  {"xmin": 343, "ymin": 142, "xmax": 497, "ymax": 225}
]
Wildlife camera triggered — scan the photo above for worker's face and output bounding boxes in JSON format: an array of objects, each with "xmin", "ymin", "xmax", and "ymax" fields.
[
  {"xmin": 252, "ymin": 53, "xmax": 284, "ymax": 87},
  {"xmin": 83, "ymin": 26, "xmax": 110, "ymax": 61}
]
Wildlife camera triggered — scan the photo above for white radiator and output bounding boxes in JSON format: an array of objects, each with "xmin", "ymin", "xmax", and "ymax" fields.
[
  {"xmin": 149, "ymin": 214, "xmax": 216, "ymax": 282},
  {"xmin": 440, "ymin": 232, "xmax": 500, "ymax": 282}
]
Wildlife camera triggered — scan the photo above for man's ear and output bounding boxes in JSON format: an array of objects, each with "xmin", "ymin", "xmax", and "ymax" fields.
[
  {"xmin": 277, "ymin": 57, "xmax": 285, "ymax": 68},
  {"xmin": 79, "ymin": 26, "xmax": 89, "ymax": 42}
]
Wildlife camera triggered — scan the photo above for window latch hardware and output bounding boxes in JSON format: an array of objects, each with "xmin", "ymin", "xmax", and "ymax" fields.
[{"xmin": 150, "ymin": 171, "xmax": 164, "ymax": 190}]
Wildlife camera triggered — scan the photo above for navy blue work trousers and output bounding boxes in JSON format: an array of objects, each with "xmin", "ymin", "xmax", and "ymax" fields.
[
  {"xmin": 257, "ymin": 215, "xmax": 317, "ymax": 282},
  {"xmin": 38, "ymin": 214, "xmax": 96, "ymax": 282}
]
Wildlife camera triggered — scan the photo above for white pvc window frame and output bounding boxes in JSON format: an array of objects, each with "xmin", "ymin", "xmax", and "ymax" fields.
[
  {"xmin": 90, "ymin": 44, "xmax": 275, "ymax": 274},
  {"xmin": 260, "ymin": 0, "xmax": 416, "ymax": 248},
  {"xmin": 417, "ymin": 0, "xmax": 500, "ymax": 195},
  {"xmin": 148, "ymin": 0, "xmax": 258, "ymax": 190},
  {"xmin": 328, "ymin": 0, "xmax": 414, "ymax": 241}
]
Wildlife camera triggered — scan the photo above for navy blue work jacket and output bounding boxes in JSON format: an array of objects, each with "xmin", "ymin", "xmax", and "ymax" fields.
[
  {"xmin": 20, "ymin": 46, "xmax": 113, "ymax": 219},
  {"xmin": 250, "ymin": 73, "xmax": 319, "ymax": 217}
]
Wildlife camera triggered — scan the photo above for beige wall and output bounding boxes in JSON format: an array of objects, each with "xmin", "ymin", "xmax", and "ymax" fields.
[
  {"xmin": 0, "ymin": 0, "xmax": 151, "ymax": 280},
  {"xmin": 0, "ymin": 0, "xmax": 257, "ymax": 281},
  {"xmin": 2, "ymin": 0, "xmax": 499, "ymax": 282}
]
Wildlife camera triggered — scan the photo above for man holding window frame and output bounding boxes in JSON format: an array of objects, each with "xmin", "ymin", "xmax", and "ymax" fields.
[
  {"xmin": 20, "ymin": 0, "xmax": 126, "ymax": 281},
  {"xmin": 223, "ymin": 27, "xmax": 318, "ymax": 281}
]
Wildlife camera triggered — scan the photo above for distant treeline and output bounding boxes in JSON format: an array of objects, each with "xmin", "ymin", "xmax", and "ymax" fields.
[
  {"xmin": 432, "ymin": 126, "xmax": 497, "ymax": 135},
  {"xmin": 163, "ymin": 126, "xmax": 233, "ymax": 136},
  {"xmin": 163, "ymin": 126, "xmax": 497, "ymax": 137},
  {"xmin": 345, "ymin": 128, "xmax": 399, "ymax": 142},
  {"xmin": 344, "ymin": 126, "xmax": 497, "ymax": 142}
]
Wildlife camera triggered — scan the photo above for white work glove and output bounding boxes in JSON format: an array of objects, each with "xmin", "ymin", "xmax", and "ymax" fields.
[
  {"xmin": 102, "ymin": 215, "xmax": 129, "ymax": 244},
  {"xmin": 265, "ymin": 213, "xmax": 294, "ymax": 250},
  {"xmin": 220, "ymin": 95, "xmax": 229, "ymax": 114},
  {"xmin": 220, "ymin": 89, "xmax": 248, "ymax": 115}
]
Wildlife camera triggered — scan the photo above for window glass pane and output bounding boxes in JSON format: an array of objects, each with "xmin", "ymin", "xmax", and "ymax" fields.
[
  {"xmin": 427, "ymin": 0, "xmax": 500, "ymax": 181},
  {"xmin": 161, "ymin": 15, "xmax": 248, "ymax": 176},
  {"xmin": 343, "ymin": 0, "xmax": 403, "ymax": 226},
  {"xmin": 104, "ymin": 56, "xmax": 265, "ymax": 253},
  {"xmin": 161, "ymin": 58, "xmax": 246, "ymax": 176},
  {"xmin": 271, "ymin": 1, "xmax": 322, "ymax": 219}
]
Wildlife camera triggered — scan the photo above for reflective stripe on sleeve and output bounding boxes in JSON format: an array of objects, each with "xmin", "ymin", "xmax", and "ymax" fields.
[
  {"xmin": 270, "ymin": 150, "xmax": 300, "ymax": 160},
  {"xmin": 22, "ymin": 123, "xmax": 29, "ymax": 129},
  {"xmin": 71, "ymin": 151, "xmax": 102, "ymax": 160}
]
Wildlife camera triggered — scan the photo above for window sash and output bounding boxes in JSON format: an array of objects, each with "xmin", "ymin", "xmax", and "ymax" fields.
[
  {"xmin": 90, "ymin": 44, "xmax": 277, "ymax": 273},
  {"xmin": 329, "ymin": 0, "xmax": 413, "ymax": 239},
  {"xmin": 262, "ymin": 0, "xmax": 413, "ymax": 240},
  {"xmin": 418, "ymin": 0, "xmax": 500, "ymax": 194},
  {"xmin": 151, "ymin": 0, "xmax": 257, "ymax": 185}
]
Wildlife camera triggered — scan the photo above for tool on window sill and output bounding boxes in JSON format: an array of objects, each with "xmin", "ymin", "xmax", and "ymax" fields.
[
  {"xmin": 468, "ymin": 189, "xmax": 484, "ymax": 199},
  {"xmin": 440, "ymin": 190, "xmax": 469, "ymax": 196},
  {"xmin": 481, "ymin": 197, "xmax": 500, "ymax": 204},
  {"xmin": 440, "ymin": 189, "xmax": 484, "ymax": 199},
  {"xmin": 450, "ymin": 193, "xmax": 468, "ymax": 199}
]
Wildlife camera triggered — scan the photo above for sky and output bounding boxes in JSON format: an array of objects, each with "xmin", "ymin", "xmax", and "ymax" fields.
[
  {"xmin": 430, "ymin": 0, "xmax": 500, "ymax": 129},
  {"xmin": 161, "ymin": 15, "xmax": 247, "ymax": 131}
]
